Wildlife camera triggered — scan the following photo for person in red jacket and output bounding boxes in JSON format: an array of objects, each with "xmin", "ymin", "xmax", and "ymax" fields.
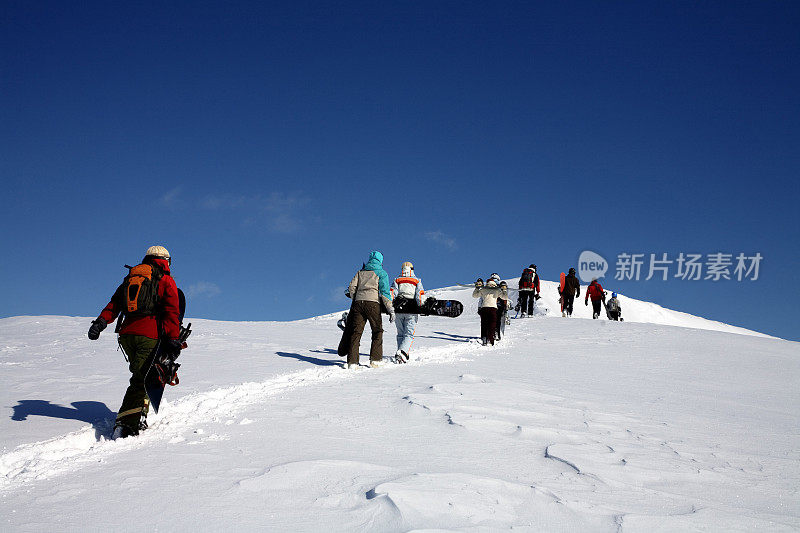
[
  {"xmin": 585, "ymin": 278, "xmax": 606, "ymax": 319},
  {"xmin": 87, "ymin": 245, "xmax": 181, "ymax": 438},
  {"xmin": 517, "ymin": 264, "xmax": 540, "ymax": 317}
]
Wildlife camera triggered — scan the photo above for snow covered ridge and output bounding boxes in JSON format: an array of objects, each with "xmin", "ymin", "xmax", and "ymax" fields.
[{"xmin": 429, "ymin": 280, "xmax": 773, "ymax": 338}]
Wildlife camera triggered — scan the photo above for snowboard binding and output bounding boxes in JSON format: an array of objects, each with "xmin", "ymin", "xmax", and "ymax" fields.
[{"xmin": 155, "ymin": 323, "xmax": 192, "ymax": 385}]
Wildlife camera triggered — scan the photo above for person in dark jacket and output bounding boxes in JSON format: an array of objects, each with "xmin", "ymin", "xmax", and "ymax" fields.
[
  {"xmin": 496, "ymin": 280, "xmax": 511, "ymax": 340},
  {"xmin": 585, "ymin": 278, "xmax": 606, "ymax": 319},
  {"xmin": 560, "ymin": 267, "xmax": 581, "ymax": 317},
  {"xmin": 87, "ymin": 245, "xmax": 181, "ymax": 439}
]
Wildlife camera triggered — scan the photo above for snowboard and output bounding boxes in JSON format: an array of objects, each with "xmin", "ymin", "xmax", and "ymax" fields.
[
  {"xmin": 559, "ymin": 272, "xmax": 566, "ymax": 314},
  {"xmin": 395, "ymin": 297, "xmax": 463, "ymax": 317},
  {"xmin": 144, "ymin": 288, "xmax": 191, "ymax": 414},
  {"xmin": 338, "ymin": 298, "xmax": 464, "ymax": 325},
  {"xmin": 144, "ymin": 322, "xmax": 191, "ymax": 413}
]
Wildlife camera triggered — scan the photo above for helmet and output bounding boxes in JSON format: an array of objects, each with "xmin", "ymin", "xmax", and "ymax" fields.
[
  {"xmin": 489, "ymin": 273, "xmax": 501, "ymax": 283},
  {"xmin": 401, "ymin": 261, "xmax": 413, "ymax": 276},
  {"xmin": 612, "ymin": 292, "xmax": 617, "ymax": 298},
  {"xmin": 486, "ymin": 279, "xmax": 498, "ymax": 288},
  {"xmin": 145, "ymin": 245, "xmax": 170, "ymax": 260},
  {"xmin": 529, "ymin": 264, "xmax": 536, "ymax": 270},
  {"xmin": 499, "ymin": 280, "xmax": 508, "ymax": 288},
  {"xmin": 569, "ymin": 267, "xmax": 576, "ymax": 274}
]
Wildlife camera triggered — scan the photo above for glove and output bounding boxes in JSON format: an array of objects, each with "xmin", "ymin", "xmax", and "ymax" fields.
[
  {"xmin": 388, "ymin": 311, "xmax": 395, "ymax": 323},
  {"xmin": 87, "ymin": 318, "xmax": 107, "ymax": 340},
  {"xmin": 344, "ymin": 289, "xmax": 351, "ymax": 298},
  {"xmin": 585, "ymin": 300, "xmax": 588, "ymax": 306},
  {"xmin": 163, "ymin": 338, "xmax": 183, "ymax": 358}
]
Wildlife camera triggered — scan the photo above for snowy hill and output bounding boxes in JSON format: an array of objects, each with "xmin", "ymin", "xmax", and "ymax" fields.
[{"xmin": 1, "ymin": 286, "xmax": 798, "ymax": 531}]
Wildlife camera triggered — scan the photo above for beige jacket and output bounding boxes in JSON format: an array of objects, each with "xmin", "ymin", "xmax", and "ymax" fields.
[
  {"xmin": 472, "ymin": 285, "xmax": 511, "ymax": 308},
  {"xmin": 349, "ymin": 270, "xmax": 394, "ymax": 312}
]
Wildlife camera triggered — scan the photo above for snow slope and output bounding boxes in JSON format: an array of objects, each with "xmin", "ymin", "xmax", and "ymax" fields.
[{"xmin": 1, "ymin": 286, "xmax": 797, "ymax": 531}]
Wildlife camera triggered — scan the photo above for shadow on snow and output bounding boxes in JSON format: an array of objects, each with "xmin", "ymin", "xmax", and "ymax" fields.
[
  {"xmin": 10, "ymin": 400, "xmax": 115, "ymax": 440},
  {"xmin": 415, "ymin": 331, "xmax": 478, "ymax": 343},
  {"xmin": 275, "ymin": 351, "xmax": 345, "ymax": 367}
]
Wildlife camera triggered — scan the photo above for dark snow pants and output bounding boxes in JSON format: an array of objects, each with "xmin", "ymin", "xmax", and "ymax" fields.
[
  {"xmin": 519, "ymin": 290, "xmax": 535, "ymax": 315},
  {"xmin": 563, "ymin": 294, "xmax": 575, "ymax": 316},
  {"xmin": 116, "ymin": 334, "xmax": 158, "ymax": 429},
  {"xmin": 345, "ymin": 300, "xmax": 383, "ymax": 365},
  {"xmin": 496, "ymin": 300, "xmax": 507, "ymax": 340},
  {"xmin": 591, "ymin": 300, "xmax": 602, "ymax": 319},
  {"xmin": 478, "ymin": 307, "xmax": 497, "ymax": 345}
]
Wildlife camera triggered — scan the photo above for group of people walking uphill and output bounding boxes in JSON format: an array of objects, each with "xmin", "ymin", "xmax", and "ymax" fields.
[
  {"xmin": 336, "ymin": 251, "xmax": 627, "ymax": 366},
  {"xmin": 88, "ymin": 246, "xmax": 625, "ymax": 439},
  {"xmin": 337, "ymin": 252, "xmax": 428, "ymax": 368},
  {"xmin": 559, "ymin": 267, "xmax": 622, "ymax": 321}
]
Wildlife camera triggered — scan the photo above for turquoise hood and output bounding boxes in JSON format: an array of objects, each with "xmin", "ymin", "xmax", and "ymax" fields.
[
  {"xmin": 363, "ymin": 251, "xmax": 391, "ymax": 300},
  {"xmin": 365, "ymin": 250, "xmax": 383, "ymax": 269}
]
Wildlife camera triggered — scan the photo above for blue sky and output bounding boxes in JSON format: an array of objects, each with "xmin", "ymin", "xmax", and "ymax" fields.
[{"xmin": 2, "ymin": 1, "xmax": 798, "ymax": 340}]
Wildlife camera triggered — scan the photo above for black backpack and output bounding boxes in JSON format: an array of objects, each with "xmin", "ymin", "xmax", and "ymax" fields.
[{"xmin": 520, "ymin": 269, "xmax": 534, "ymax": 288}]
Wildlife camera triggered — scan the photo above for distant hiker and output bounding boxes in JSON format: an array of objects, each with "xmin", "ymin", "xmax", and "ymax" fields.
[
  {"xmin": 473, "ymin": 277, "xmax": 510, "ymax": 346},
  {"xmin": 517, "ymin": 264, "xmax": 540, "ymax": 317},
  {"xmin": 338, "ymin": 251, "xmax": 394, "ymax": 369},
  {"xmin": 496, "ymin": 280, "xmax": 511, "ymax": 341},
  {"xmin": 87, "ymin": 245, "xmax": 182, "ymax": 439},
  {"xmin": 559, "ymin": 267, "xmax": 580, "ymax": 317},
  {"xmin": 390, "ymin": 261, "xmax": 425, "ymax": 364},
  {"xmin": 488, "ymin": 273, "xmax": 506, "ymax": 341},
  {"xmin": 585, "ymin": 278, "xmax": 606, "ymax": 319},
  {"xmin": 606, "ymin": 292, "xmax": 623, "ymax": 321}
]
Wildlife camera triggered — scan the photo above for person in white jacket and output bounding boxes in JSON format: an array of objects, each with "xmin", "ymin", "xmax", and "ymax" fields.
[
  {"xmin": 472, "ymin": 277, "xmax": 511, "ymax": 346},
  {"xmin": 390, "ymin": 261, "xmax": 425, "ymax": 363}
]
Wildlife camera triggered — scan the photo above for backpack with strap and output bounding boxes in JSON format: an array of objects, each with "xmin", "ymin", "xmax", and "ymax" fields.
[
  {"xmin": 120, "ymin": 263, "xmax": 164, "ymax": 317},
  {"xmin": 520, "ymin": 269, "xmax": 534, "ymax": 289}
]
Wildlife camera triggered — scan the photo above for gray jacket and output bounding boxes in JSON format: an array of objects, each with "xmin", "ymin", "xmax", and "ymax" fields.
[{"xmin": 349, "ymin": 270, "xmax": 394, "ymax": 313}]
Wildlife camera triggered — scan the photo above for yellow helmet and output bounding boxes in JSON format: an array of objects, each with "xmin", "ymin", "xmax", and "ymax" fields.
[{"xmin": 401, "ymin": 261, "xmax": 413, "ymax": 275}]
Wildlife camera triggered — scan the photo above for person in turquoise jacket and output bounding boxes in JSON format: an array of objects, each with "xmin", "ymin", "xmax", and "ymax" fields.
[
  {"xmin": 363, "ymin": 251, "xmax": 392, "ymax": 306},
  {"xmin": 338, "ymin": 251, "xmax": 395, "ymax": 368}
]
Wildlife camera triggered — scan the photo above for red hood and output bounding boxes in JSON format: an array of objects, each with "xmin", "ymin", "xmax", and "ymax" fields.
[{"xmin": 150, "ymin": 257, "xmax": 171, "ymax": 274}]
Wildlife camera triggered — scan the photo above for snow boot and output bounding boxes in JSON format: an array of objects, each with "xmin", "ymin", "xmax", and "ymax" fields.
[
  {"xmin": 370, "ymin": 360, "xmax": 384, "ymax": 368},
  {"xmin": 112, "ymin": 420, "xmax": 147, "ymax": 439},
  {"xmin": 395, "ymin": 350, "xmax": 409, "ymax": 364}
]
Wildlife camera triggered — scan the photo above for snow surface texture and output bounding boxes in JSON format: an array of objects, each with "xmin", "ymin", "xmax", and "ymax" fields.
[{"xmin": 1, "ymin": 284, "xmax": 797, "ymax": 531}]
